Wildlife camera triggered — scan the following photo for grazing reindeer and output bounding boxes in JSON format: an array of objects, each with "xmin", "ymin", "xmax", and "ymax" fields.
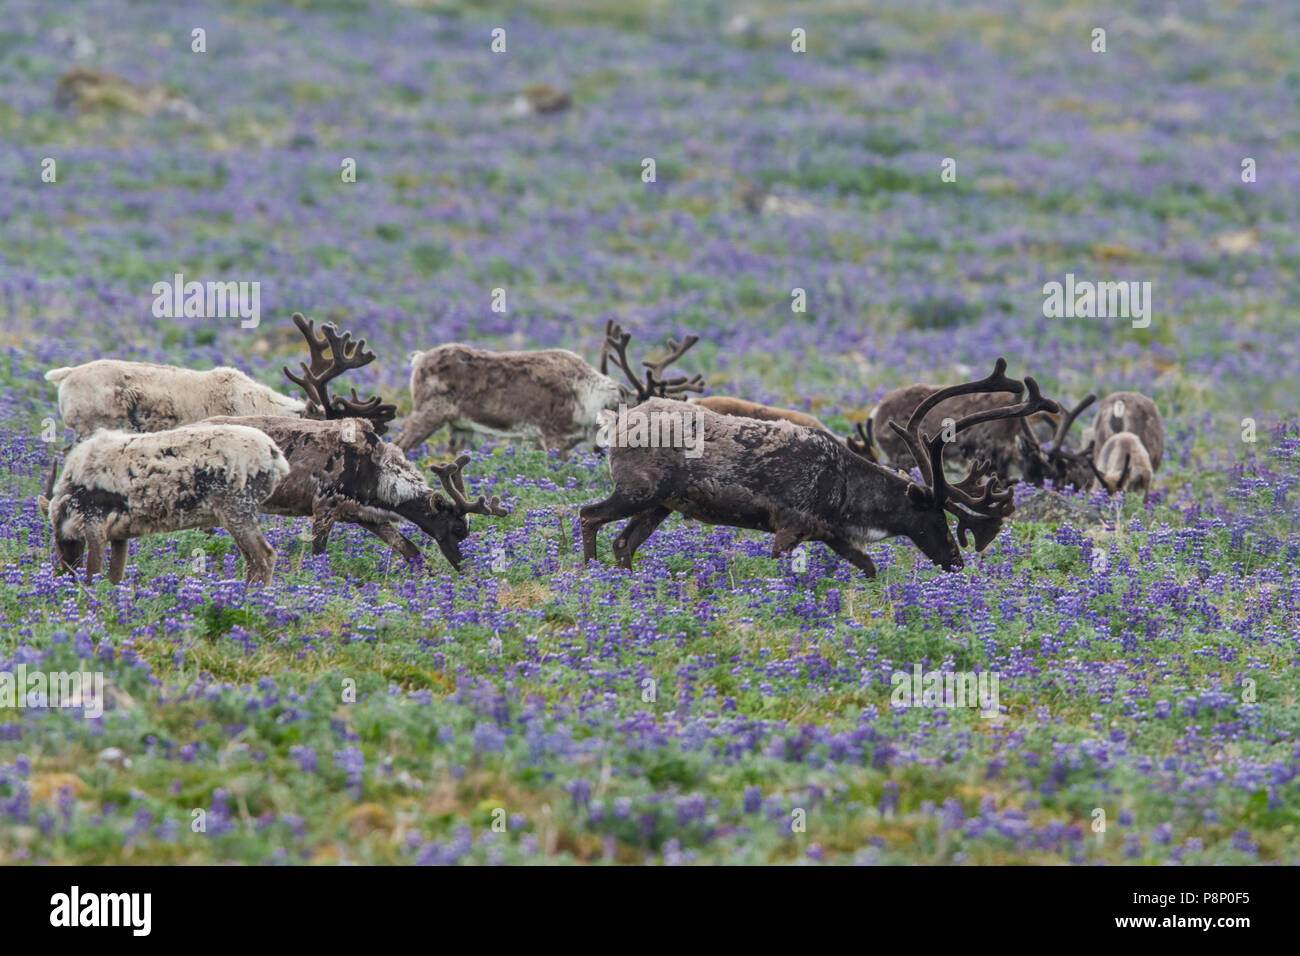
[
  {"xmin": 691, "ymin": 397, "xmax": 880, "ymax": 462},
  {"xmin": 1094, "ymin": 432, "xmax": 1154, "ymax": 500},
  {"xmin": 205, "ymin": 417, "xmax": 507, "ymax": 570},
  {"xmin": 866, "ymin": 378, "xmax": 1061, "ymax": 481},
  {"xmin": 42, "ymin": 312, "xmax": 395, "ymax": 496},
  {"xmin": 43, "ymin": 312, "xmax": 394, "ymax": 440},
  {"xmin": 606, "ymin": 332, "xmax": 875, "ymax": 455},
  {"xmin": 37, "ymin": 425, "xmax": 289, "ymax": 585},
  {"xmin": 1086, "ymin": 392, "xmax": 1165, "ymax": 473},
  {"xmin": 1016, "ymin": 394, "xmax": 1104, "ymax": 491},
  {"xmin": 396, "ymin": 321, "xmax": 702, "ymax": 456},
  {"xmin": 580, "ymin": 359, "xmax": 1057, "ymax": 576}
]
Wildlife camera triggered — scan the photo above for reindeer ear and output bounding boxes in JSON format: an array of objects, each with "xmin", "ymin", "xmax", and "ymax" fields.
[
  {"xmin": 36, "ymin": 495, "xmax": 50, "ymax": 516},
  {"xmin": 906, "ymin": 483, "xmax": 930, "ymax": 506}
]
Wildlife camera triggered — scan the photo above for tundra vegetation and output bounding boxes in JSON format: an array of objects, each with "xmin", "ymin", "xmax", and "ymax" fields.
[{"xmin": 0, "ymin": 0, "xmax": 1297, "ymax": 865}]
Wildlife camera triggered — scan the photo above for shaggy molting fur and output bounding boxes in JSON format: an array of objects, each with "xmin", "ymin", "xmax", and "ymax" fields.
[{"xmin": 42, "ymin": 424, "xmax": 289, "ymax": 584}]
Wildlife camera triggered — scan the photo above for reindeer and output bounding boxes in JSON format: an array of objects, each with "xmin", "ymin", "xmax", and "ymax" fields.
[
  {"xmin": 396, "ymin": 321, "xmax": 703, "ymax": 456},
  {"xmin": 580, "ymin": 359, "xmax": 1057, "ymax": 576},
  {"xmin": 38, "ymin": 424, "xmax": 289, "ymax": 585},
  {"xmin": 43, "ymin": 312, "xmax": 394, "ymax": 440},
  {"xmin": 603, "ymin": 332, "xmax": 876, "ymax": 455},
  {"xmin": 205, "ymin": 316, "xmax": 508, "ymax": 570},
  {"xmin": 691, "ymin": 396, "xmax": 828, "ymax": 431},
  {"xmin": 42, "ymin": 312, "xmax": 395, "ymax": 495},
  {"xmin": 688, "ymin": 397, "xmax": 884, "ymax": 463},
  {"xmin": 1093, "ymin": 433, "xmax": 1154, "ymax": 500},
  {"xmin": 1086, "ymin": 392, "xmax": 1164, "ymax": 472},
  {"xmin": 1015, "ymin": 394, "xmax": 1104, "ymax": 491},
  {"xmin": 206, "ymin": 417, "xmax": 507, "ymax": 570},
  {"xmin": 864, "ymin": 375, "xmax": 1060, "ymax": 481}
]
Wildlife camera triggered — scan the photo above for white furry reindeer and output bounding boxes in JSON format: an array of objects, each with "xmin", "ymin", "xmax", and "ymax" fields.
[
  {"xmin": 38, "ymin": 424, "xmax": 290, "ymax": 585},
  {"xmin": 41, "ymin": 312, "xmax": 395, "ymax": 493},
  {"xmin": 44, "ymin": 312, "xmax": 395, "ymax": 439}
]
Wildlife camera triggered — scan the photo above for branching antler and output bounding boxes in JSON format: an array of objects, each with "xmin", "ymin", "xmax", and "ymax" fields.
[
  {"xmin": 283, "ymin": 312, "xmax": 397, "ymax": 433},
  {"xmin": 602, "ymin": 320, "xmax": 647, "ymax": 400},
  {"xmin": 1018, "ymin": 392, "xmax": 1098, "ymax": 486},
  {"xmin": 643, "ymin": 334, "xmax": 705, "ymax": 397},
  {"xmin": 430, "ymin": 453, "xmax": 510, "ymax": 517},
  {"xmin": 1046, "ymin": 393, "xmax": 1097, "ymax": 455},
  {"xmin": 887, "ymin": 357, "xmax": 1023, "ymax": 493},
  {"xmin": 886, "ymin": 359, "xmax": 1061, "ymax": 552},
  {"xmin": 602, "ymin": 320, "xmax": 705, "ymax": 402}
]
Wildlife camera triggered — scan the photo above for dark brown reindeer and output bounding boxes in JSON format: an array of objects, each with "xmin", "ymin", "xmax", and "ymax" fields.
[
  {"xmin": 205, "ymin": 417, "xmax": 507, "ymax": 570},
  {"xmin": 580, "ymin": 359, "xmax": 1058, "ymax": 576},
  {"xmin": 1016, "ymin": 394, "xmax": 1105, "ymax": 491},
  {"xmin": 210, "ymin": 327, "xmax": 505, "ymax": 570},
  {"xmin": 866, "ymin": 376, "xmax": 1060, "ymax": 481}
]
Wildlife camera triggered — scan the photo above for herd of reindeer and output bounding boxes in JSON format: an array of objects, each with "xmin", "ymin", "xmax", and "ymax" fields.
[{"xmin": 34, "ymin": 312, "xmax": 1165, "ymax": 584}]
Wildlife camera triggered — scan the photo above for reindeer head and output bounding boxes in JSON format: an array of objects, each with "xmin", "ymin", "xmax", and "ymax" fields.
[
  {"xmin": 284, "ymin": 312, "xmax": 397, "ymax": 434},
  {"xmin": 397, "ymin": 453, "xmax": 509, "ymax": 571},
  {"xmin": 1016, "ymin": 393, "xmax": 1104, "ymax": 491},
  {"xmin": 39, "ymin": 493, "xmax": 85, "ymax": 574},
  {"xmin": 600, "ymin": 320, "xmax": 705, "ymax": 405},
  {"xmin": 1095, "ymin": 432, "xmax": 1153, "ymax": 500},
  {"xmin": 887, "ymin": 359, "xmax": 1060, "ymax": 570}
]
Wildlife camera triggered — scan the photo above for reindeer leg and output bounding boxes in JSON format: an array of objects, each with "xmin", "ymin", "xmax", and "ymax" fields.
[
  {"xmin": 612, "ymin": 506, "xmax": 672, "ymax": 569},
  {"xmin": 108, "ymin": 540, "xmax": 129, "ymax": 584},
  {"xmin": 448, "ymin": 427, "xmax": 475, "ymax": 453},
  {"xmin": 580, "ymin": 492, "xmax": 661, "ymax": 564},
  {"xmin": 217, "ymin": 503, "xmax": 276, "ymax": 585},
  {"xmin": 770, "ymin": 524, "xmax": 804, "ymax": 559},
  {"xmin": 828, "ymin": 539, "xmax": 878, "ymax": 579},
  {"xmin": 310, "ymin": 493, "xmax": 348, "ymax": 555},
  {"xmin": 83, "ymin": 524, "xmax": 105, "ymax": 584},
  {"xmin": 395, "ymin": 404, "xmax": 452, "ymax": 455},
  {"xmin": 356, "ymin": 520, "xmax": 423, "ymax": 564}
]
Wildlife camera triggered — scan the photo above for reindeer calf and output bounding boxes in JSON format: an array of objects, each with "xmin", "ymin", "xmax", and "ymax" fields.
[
  {"xmin": 1095, "ymin": 432, "xmax": 1154, "ymax": 499},
  {"xmin": 1087, "ymin": 392, "xmax": 1164, "ymax": 471},
  {"xmin": 39, "ymin": 425, "xmax": 289, "ymax": 584}
]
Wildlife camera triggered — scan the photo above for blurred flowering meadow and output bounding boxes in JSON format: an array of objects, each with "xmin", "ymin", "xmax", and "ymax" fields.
[{"xmin": 0, "ymin": 0, "xmax": 1298, "ymax": 864}]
